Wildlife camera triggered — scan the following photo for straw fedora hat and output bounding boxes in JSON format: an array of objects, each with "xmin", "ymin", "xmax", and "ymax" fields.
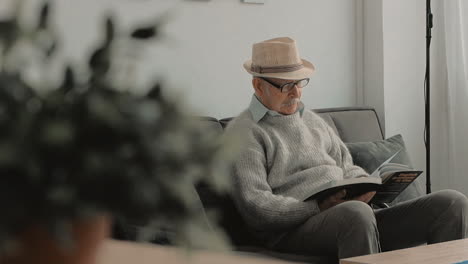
[{"xmin": 243, "ymin": 37, "xmax": 315, "ymax": 80}]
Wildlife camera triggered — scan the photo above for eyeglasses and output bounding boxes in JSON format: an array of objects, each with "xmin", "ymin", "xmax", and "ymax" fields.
[{"xmin": 260, "ymin": 77, "xmax": 310, "ymax": 93}]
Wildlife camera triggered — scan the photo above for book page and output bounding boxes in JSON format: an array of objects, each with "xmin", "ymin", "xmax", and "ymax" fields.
[
  {"xmin": 369, "ymin": 149, "xmax": 403, "ymax": 178},
  {"xmin": 379, "ymin": 163, "xmax": 411, "ymax": 175}
]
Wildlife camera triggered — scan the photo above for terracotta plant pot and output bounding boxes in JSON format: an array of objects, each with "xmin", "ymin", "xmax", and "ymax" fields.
[{"xmin": 0, "ymin": 215, "xmax": 111, "ymax": 264}]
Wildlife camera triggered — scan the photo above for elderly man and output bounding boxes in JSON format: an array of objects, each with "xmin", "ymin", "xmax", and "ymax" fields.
[{"xmin": 226, "ymin": 37, "xmax": 468, "ymax": 260}]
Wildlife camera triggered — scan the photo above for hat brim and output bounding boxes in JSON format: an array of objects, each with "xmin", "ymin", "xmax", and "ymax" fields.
[{"xmin": 243, "ymin": 59, "xmax": 315, "ymax": 80}]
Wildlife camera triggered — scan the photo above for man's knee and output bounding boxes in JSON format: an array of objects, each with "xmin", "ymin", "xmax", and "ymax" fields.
[
  {"xmin": 324, "ymin": 201, "xmax": 379, "ymax": 256},
  {"xmin": 335, "ymin": 201, "xmax": 376, "ymax": 228},
  {"xmin": 433, "ymin": 190, "xmax": 468, "ymax": 215}
]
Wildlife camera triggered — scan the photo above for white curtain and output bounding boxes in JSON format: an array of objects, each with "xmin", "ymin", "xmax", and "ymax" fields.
[{"xmin": 435, "ymin": 0, "xmax": 468, "ymax": 194}]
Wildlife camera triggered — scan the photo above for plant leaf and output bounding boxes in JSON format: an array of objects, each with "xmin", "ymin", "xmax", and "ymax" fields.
[
  {"xmin": 38, "ymin": 2, "xmax": 50, "ymax": 30},
  {"xmin": 147, "ymin": 83, "xmax": 161, "ymax": 100},
  {"xmin": 0, "ymin": 20, "xmax": 17, "ymax": 50},
  {"xmin": 60, "ymin": 66, "xmax": 75, "ymax": 92},
  {"xmin": 88, "ymin": 46, "xmax": 110, "ymax": 77},
  {"xmin": 105, "ymin": 16, "xmax": 114, "ymax": 44},
  {"xmin": 130, "ymin": 26, "xmax": 157, "ymax": 40},
  {"xmin": 46, "ymin": 40, "xmax": 58, "ymax": 58}
]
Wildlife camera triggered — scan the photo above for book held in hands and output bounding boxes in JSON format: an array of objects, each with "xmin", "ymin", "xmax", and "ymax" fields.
[{"xmin": 307, "ymin": 150, "xmax": 423, "ymax": 204}]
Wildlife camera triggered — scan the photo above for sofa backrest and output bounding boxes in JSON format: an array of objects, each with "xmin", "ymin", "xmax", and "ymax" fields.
[
  {"xmin": 315, "ymin": 107, "xmax": 384, "ymax": 142},
  {"xmin": 217, "ymin": 106, "xmax": 384, "ymax": 143},
  {"xmin": 196, "ymin": 107, "xmax": 384, "ymax": 247}
]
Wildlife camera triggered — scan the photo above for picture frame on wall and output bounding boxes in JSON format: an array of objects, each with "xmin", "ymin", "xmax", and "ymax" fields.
[{"xmin": 242, "ymin": 0, "xmax": 265, "ymax": 3}]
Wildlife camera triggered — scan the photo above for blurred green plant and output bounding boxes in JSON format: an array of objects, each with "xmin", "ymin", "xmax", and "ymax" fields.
[{"xmin": 0, "ymin": 1, "xmax": 233, "ymax": 252}]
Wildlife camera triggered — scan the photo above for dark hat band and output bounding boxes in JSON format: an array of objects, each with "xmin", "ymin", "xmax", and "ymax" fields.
[{"xmin": 251, "ymin": 63, "xmax": 304, "ymax": 74}]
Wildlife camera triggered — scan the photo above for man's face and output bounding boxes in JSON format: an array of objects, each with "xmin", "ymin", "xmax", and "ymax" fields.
[{"xmin": 254, "ymin": 77, "xmax": 303, "ymax": 115}]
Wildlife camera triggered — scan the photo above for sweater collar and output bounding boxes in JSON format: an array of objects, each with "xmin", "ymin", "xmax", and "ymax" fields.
[{"xmin": 248, "ymin": 94, "xmax": 305, "ymax": 123}]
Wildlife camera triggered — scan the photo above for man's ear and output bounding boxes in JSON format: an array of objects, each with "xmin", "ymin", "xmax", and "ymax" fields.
[{"xmin": 252, "ymin": 78, "xmax": 263, "ymax": 97}]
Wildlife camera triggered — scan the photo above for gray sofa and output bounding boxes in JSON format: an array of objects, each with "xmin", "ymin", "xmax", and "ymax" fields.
[{"xmin": 195, "ymin": 106, "xmax": 386, "ymax": 264}]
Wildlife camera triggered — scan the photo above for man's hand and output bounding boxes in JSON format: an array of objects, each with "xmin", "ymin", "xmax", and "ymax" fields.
[
  {"xmin": 352, "ymin": 191, "xmax": 376, "ymax": 204},
  {"xmin": 318, "ymin": 189, "xmax": 347, "ymax": 211},
  {"xmin": 318, "ymin": 190, "xmax": 376, "ymax": 212}
]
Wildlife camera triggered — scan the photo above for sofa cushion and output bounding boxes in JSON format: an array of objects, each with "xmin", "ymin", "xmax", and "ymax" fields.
[
  {"xmin": 193, "ymin": 117, "xmax": 264, "ymax": 247},
  {"xmin": 346, "ymin": 134, "xmax": 424, "ymax": 204},
  {"xmin": 346, "ymin": 134, "xmax": 410, "ymax": 173}
]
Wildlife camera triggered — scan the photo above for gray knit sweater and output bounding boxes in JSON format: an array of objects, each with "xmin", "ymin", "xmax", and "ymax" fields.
[{"xmin": 226, "ymin": 108, "xmax": 368, "ymax": 245}]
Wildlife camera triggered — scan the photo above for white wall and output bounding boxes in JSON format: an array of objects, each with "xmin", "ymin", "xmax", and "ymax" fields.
[
  {"xmin": 426, "ymin": 0, "xmax": 447, "ymax": 192},
  {"xmin": 360, "ymin": 0, "xmax": 459, "ymax": 194},
  {"xmin": 4, "ymin": 0, "xmax": 360, "ymax": 119},
  {"xmin": 146, "ymin": 0, "xmax": 360, "ymax": 118},
  {"xmin": 361, "ymin": 0, "xmax": 428, "ymax": 194},
  {"xmin": 362, "ymin": 0, "xmax": 385, "ymax": 132},
  {"xmin": 3, "ymin": 0, "xmax": 446, "ymax": 193},
  {"xmin": 382, "ymin": 0, "xmax": 427, "ymax": 193}
]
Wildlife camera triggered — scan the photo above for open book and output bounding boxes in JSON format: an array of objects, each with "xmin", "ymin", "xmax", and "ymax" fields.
[{"xmin": 306, "ymin": 150, "xmax": 423, "ymax": 204}]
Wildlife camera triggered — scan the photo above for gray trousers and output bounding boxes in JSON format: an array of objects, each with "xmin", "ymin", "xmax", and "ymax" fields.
[{"xmin": 273, "ymin": 190, "xmax": 468, "ymax": 260}]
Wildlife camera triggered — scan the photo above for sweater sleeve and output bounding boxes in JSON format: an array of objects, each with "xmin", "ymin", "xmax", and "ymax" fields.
[
  {"xmin": 231, "ymin": 129, "xmax": 320, "ymax": 231},
  {"xmin": 325, "ymin": 124, "xmax": 369, "ymax": 179}
]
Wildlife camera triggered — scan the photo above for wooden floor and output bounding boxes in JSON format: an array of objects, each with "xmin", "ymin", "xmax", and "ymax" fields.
[{"xmin": 97, "ymin": 240, "xmax": 303, "ymax": 264}]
